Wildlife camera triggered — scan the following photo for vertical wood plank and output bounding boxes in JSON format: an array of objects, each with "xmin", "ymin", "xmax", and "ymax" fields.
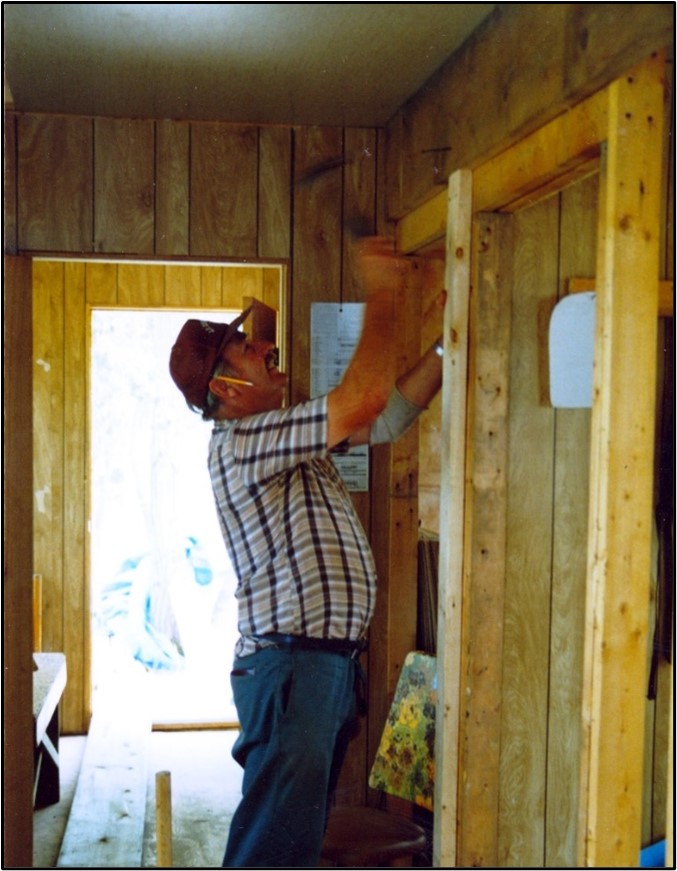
[
  {"xmin": 3, "ymin": 255, "xmax": 34, "ymax": 867},
  {"xmin": 190, "ymin": 124, "xmax": 258, "ymax": 258},
  {"xmin": 418, "ymin": 257, "xmax": 445, "ymax": 534},
  {"xmin": 291, "ymin": 126, "xmax": 343, "ymax": 401},
  {"xmin": 457, "ymin": 213, "xmax": 512, "ymax": 868},
  {"xmin": 201, "ymin": 266, "xmax": 223, "ymax": 309},
  {"xmin": 33, "ymin": 261, "xmax": 66, "ymax": 657},
  {"xmin": 342, "ymin": 128, "xmax": 378, "ymax": 301},
  {"xmin": 63, "ymin": 262, "xmax": 88, "ymax": 731},
  {"xmin": 94, "ymin": 118, "xmax": 155, "ymax": 255},
  {"xmin": 85, "ymin": 262, "xmax": 118, "ymax": 307},
  {"xmin": 499, "ymin": 195, "xmax": 559, "ymax": 867},
  {"xmin": 117, "ymin": 263, "xmax": 165, "ymax": 307},
  {"xmin": 156, "ymin": 120, "xmax": 190, "ymax": 256},
  {"xmin": 579, "ymin": 53, "xmax": 664, "ymax": 868},
  {"xmin": 18, "ymin": 115, "xmax": 93, "ymax": 253},
  {"xmin": 546, "ymin": 175, "xmax": 596, "ymax": 867},
  {"xmin": 4, "ymin": 115, "xmax": 18, "ymax": 253},
  {"xmin": 164, "ymin": 265, "xmax": 202, "ymax": 308},
  {"xmin": 434, "ymin": 168, "xmax": 472, "ymax": 868},
  {"xmin": 258, "ymin": 126, "xmax": 292, "ymax": 259}
]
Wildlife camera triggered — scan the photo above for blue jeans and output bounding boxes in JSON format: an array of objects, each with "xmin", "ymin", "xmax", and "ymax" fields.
[{"xmin": 222, "ymin": 647, "xmax": 360, "ymax": 868}]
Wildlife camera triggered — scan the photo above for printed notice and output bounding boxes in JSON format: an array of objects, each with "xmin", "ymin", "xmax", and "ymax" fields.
[{"xmin": 310, "ymin": 303, "xmax": 368, "ymax": 491}]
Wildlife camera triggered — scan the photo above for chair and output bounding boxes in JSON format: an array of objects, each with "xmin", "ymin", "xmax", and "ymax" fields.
[{"xmin": 321, "ymin": 652, "xmax": 436, "ymax": 867}]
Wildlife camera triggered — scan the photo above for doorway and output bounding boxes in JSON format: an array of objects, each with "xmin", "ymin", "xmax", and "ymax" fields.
[
  {"xmin": 89, "ymin": 308, "xmax": 239, "ymax": 726},
  {"xmin": 32, "ymin": 258, "xmax": 286, "ymax": 734}
]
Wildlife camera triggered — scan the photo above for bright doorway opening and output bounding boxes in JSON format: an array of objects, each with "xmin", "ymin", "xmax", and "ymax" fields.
[{"xmin": 90, "ymin": 308, "xmax": 239, "ymax": 726}]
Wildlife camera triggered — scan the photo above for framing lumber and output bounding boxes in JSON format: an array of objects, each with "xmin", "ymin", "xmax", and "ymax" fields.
[
  {"xmin": 578, "ymin": 52, "xmax": 665, "ymax": 868},
  {"xmin": 433, "ymin": 168, "xmax": 472, "ymax": 868},
  {"xmin": 399, "ymin": 50, "xmax": 667, "ymax": 869}
]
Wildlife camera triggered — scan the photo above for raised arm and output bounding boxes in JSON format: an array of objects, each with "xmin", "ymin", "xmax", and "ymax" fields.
[{"xmin": 326, "ymin": 237, "xmax": 407, "ymax": 449}]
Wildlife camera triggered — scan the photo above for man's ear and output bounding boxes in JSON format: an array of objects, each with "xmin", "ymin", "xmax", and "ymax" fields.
[{"xmin": 208, "ymin": 377, "xmax": 237, "ymax": 402}]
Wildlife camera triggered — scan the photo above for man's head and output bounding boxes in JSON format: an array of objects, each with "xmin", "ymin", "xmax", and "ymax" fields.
[
  {"xmin": 169, "ymin": 310, "xmax": 251, "ymax": 417},
  {"xmin": 169, "ymin": 309, "xmax": 286, "ymax": 419}
]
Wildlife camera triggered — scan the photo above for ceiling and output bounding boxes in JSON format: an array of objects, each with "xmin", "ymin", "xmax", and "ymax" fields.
[{"xmin": 3, "ymin": 3, "xmax": 495, "ymax": 127}]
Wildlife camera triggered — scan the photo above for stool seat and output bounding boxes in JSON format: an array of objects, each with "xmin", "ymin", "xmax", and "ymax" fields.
[{"xmin": 321, "ymin": 805, "xmax": 428, "ymax": 867}]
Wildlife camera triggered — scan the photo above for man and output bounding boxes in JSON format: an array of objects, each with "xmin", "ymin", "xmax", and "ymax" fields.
[{"xmin": 169, "ymin": 237, "xmax": 444, "ymax": 868}]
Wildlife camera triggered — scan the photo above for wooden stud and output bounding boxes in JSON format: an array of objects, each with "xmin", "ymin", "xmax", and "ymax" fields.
[
  {"xmin": 457, "ymin": 212, "xmax": 512, "ymax": 868},
  {"xmin": 578, "ymin": 52, "xmax": 664, "ymax": 868},
  {"xmin": 433, "ymin": 168, "xmax": 472, "ymax": 868}
]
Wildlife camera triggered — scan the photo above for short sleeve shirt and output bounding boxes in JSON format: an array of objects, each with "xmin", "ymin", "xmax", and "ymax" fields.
[{"xmin": 208, "ymin": 395, "xmax": 377, "ymax": 657}]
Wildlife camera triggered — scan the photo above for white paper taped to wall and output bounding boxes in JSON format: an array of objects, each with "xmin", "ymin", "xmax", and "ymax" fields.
[{"xmin": 549, "ymin": 292, "xmax": 596, "ymax": 408}]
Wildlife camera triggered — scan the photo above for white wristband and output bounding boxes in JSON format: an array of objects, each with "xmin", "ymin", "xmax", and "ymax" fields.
[{"xmin": 370, "ymin": 386, "xmax": 424, "ymax": 445}]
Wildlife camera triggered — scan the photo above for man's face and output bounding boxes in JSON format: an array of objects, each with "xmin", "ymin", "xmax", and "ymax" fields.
[{"xmin": 217, "ymin": 334, "xmax": 287, "ymax": 415}]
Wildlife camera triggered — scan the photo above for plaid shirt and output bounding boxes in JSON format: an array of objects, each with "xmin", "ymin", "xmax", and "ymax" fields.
[{"xmin": 209, "ymin": 395, "xmax": 377, "ymax": 657}]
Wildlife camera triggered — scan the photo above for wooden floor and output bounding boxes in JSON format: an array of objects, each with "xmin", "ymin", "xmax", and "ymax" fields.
[{"xmin": 33, "ymin": 730, "xmax": 242, "ymax": 868}]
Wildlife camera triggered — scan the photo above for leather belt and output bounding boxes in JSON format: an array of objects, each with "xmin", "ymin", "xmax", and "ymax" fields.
[{"xmin": 254, "ymin": 633, "xmax": 367, "ymax": 660}]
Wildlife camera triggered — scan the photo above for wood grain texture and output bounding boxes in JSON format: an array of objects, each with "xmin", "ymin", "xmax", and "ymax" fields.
[
  {"xmin": 545, "ymin": 175, "xmax": 596, "ymax": 867},
  {"xmin": 190, "ymin": 124, "xmax": 258, "ymax": 258},
  {"xmin": 385, "ymin": 4, "xmax": 673, "ymax": 217},
  {"xmin": 433, "ymin": 168, "xmax": 472, "ymax": 868},
  {"xmin": 499, "ymin": 195, "xmax": 559, "ymax": 868},
  {"xmin": 18, "ymin": 115, "xmax": 93, "ymax": 252},
  {"xmin": 258, "ymin": 126, "xmax": 292, "ymax": 259},
  {"xmin": 156, "ymin": 120, "xmax": 190, "ymax": 256},
  {"xmin": 3, "ymin": 256, "xmax": 35, "ymax": 867},
  {"xmin": 457, "ymin": 213, "xmax": 512, "ymax": 868},
  {"xmin": 579, "ymin": 53, "xmax": 664, "ymax": 868},
  {"xmin": 94, "ymin": 118, "xmax": 155, "ymax": 255}
]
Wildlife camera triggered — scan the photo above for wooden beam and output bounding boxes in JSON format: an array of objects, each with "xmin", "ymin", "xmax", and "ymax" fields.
[
  {"xmin": 457, "ymin": 213, "xmax": 512, "ymax": 867},
  {"xmin": 567, "ymin": 277, "xmax": 674, "ymax": 317},
  {"xmin": 433, "ymin": 168, "xmax": 472, "ymax": 868},
  {"xmin": 578, "ymin": 51, "xmax": 665, "ymax": 868},
  {"xmin": 472, "ymin": 86, "xmax": 608, "ymax": 214}
]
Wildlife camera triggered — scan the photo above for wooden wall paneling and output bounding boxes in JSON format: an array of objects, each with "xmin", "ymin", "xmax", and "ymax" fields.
[
  {"xmin": 457, "ymin": 213, "xmax": 512, "ymax": 869},
  {"xmin": 290, "ymin": 126, "xmax": 343, "ymax": 402},
  {"xmin": 545, "ymin": 176, "xmax": 597, "ymax": 867},
  {"xmin": 117, "ymin": 262, "xmax": 165, "ymax": 308},
  {"xmin": 384, "ymin": 5, "xmax": 673, "ymax": 218},
  {"xmin": 62, "ymin": 262, "xmax": 89, "ymax": 732},
  {"xmin": 341, "ymin": 127, "xmax": 378, "ymax": 300},
  {"xmin": 94, "ymin": 118, "xmax": 155, "ymax": 255},
  {"xmin": 262, "ymin": 266, "xmax": 282, "ymax": 308},
  {"xmin": 156, "ymin": 120, "xmax": 190, "ymax": 257},
  {"xmin": 190, "ymin": 124, "xmax": 258, "ymax": 258},
  {"xmin": 433, "ymin": 168, "xmax": 472, "ymax": 868},
  {"xmin": 258, "ymin": 126, "xmax": 292, "ymax": 260},
  {"xmin": 499, "ymin": 195, "xmax": 559, "ymax": 867},
  {"xmin": 384, "ymin": 264, "xmax": 423, "ymax": 693},
  {"xmin": 3, "ymin": 256, "xmax": 34, "ymax": 867},
  {"xmin": 32, "ymin": 261, "xmax": 66, "ymax": 656},
  {"xmin": 4, "ymin": 114, "xmax": 18, "ymax": 253},
  {"xmin": 164, "ymin": 264, "xmax": 202, "ymax": 308},
  {"xmin": 222, "ymin": 265, "xmax": 264, "ymax": 310},
  {"xmin": 418, "ymin": 256, "xmax": 445, "ymax": 534},
  {"xmin": 85, "ymin": 262, "xmax": 118, "ymax": 307},
  {"xmin": 201, "ymin": 265, "xmax": 223, "ymax": 309},
  {"xmin": 18, "ymin": 115, "xmax": 93, "ymax": 253},
  {"xmin": 578, "ymin": 54, "xmax": 664, "ymax": 868}
]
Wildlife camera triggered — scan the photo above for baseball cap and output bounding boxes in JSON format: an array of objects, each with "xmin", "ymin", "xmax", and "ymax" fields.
[{"xmin": 169, "ymin": 307, "xmax": 251, "ymax": 412}]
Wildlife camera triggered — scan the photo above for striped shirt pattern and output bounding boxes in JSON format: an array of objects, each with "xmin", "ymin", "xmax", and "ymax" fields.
[{"xmin": 208, "ymin": 395, "xmax": 377, "ymax": 657}]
